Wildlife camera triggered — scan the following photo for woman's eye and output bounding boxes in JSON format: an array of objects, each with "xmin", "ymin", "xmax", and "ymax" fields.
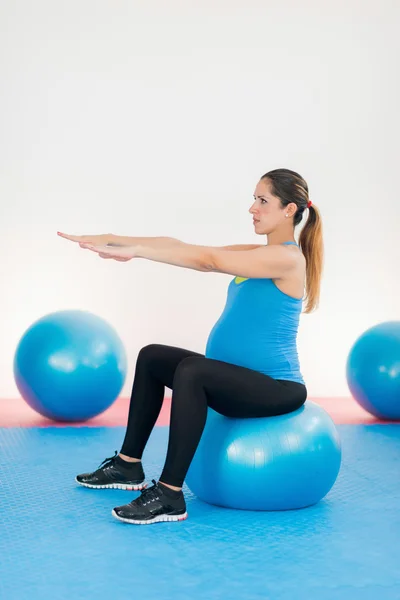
[{"xmin": 261, "ymin": 199, "xmax": 267, "ymax": 204}]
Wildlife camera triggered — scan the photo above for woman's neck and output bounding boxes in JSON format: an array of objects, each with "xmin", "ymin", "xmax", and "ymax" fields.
[{"xmin": 266, "ymin": 231, "xmax": 296, "ymax": 246}]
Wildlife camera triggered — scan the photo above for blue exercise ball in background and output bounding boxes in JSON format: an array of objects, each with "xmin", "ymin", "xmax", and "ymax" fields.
[
  {"xmin": 14, "ymin": 310, "xmax": 127, "ymax": 422},
  {"xmin": 346, "ymin": 321, "xmax": 400, "ymax": 420},
  {"xmin": 186, "ymin": 401, "xmax": 341, "ymax": 511}
]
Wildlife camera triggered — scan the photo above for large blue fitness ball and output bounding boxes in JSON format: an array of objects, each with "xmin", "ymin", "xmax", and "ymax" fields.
[
  {"xmin": 14, "ymin": 310, "xmax": 127, "ymax": 422},
  {"xmin": 346, "ymin": 321, "xmax": 400, "ymax": 420},
  {"xmin": 186, "ymin": 401, "xmax": 341, "ymax": 511}
]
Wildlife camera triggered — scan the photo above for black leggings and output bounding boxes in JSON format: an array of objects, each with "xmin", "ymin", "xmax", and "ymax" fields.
[{"xmin": 120, "ymin": 344, "xmax": 307, "ymax": 488}]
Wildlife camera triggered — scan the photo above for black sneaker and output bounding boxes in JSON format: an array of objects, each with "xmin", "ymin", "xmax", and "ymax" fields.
[
  {"xmin": 75, "ymin": 451, "xmax": 146, "ymax": 491},
  {"xmin": 112, "ymin": 480, "xmax": 188, "ymax": 525}
]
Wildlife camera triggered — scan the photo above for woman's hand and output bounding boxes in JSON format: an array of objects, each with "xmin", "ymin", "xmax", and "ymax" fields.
[
  {"xmin": 80, "ymin": 243, "xmax": 139, "ymax": 262},
  {"xmin": 57, "ymin": 232, "xmax": 114, "ymax": 245}
]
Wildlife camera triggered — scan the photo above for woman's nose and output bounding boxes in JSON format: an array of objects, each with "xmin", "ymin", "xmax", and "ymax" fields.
[{"xmin": 249, "ymin": 202, "xmax": 257, "ymax": 214}]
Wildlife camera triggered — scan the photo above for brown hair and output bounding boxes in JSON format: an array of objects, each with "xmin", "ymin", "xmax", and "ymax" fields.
[{"xmin": 261, "ymin": 168, "xmax": 323, "ymax": 313}]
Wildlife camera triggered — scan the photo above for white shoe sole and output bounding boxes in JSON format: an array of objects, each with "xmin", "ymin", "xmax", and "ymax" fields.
[
  {"xmin": 111, "ymin": 509, "xmax": 188, "ymax": 525},
  {"xmin": 75, "ymin": 478, "xmax": 147, "ymax": 491}
]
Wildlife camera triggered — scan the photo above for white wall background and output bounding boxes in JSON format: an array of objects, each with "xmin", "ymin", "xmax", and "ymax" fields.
[{"xmin": 1, "ymin": 0, "xmax": 399, "ymax": 399}]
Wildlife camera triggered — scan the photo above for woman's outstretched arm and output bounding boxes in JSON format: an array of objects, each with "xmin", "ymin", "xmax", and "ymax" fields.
[
  {"xmin": 134, "ymin": 242, "xmax": 296, "ymax": 278},
  {"xmin": 81, "ymin": 239, "xmax": 296, "ymax": 279},
  {"xmin": 58, "ymin": 231, "xmax": 262, "ymax": 251}
]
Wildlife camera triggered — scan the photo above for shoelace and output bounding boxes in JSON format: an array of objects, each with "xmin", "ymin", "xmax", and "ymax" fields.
[
  {"xmin": 97, "ymin": 451, "xmax": 118, "ymax": 469},
  {"xmin": 134, "ymin": 480, "xmax": 160, "ymax": 507}
]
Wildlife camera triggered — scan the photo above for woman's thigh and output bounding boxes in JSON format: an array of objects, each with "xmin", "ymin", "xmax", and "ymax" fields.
[{"xmin": 181, "ymin": 357, "xmax": 307, "ymax": 418}]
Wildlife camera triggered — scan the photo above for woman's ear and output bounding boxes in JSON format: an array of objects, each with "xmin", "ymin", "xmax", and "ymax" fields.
[{"xmin": 286, "ymin": 202, "xmax": 298, "ymax": 218}]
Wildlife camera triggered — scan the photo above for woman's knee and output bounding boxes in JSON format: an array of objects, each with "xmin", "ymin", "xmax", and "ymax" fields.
[
  {"xmin": 136, "ymin": 344, "xmax": 166, "ymax": 368},
  {"xmin": 173, "ymin": 356, "xmax": 205, "ymax": 385}
]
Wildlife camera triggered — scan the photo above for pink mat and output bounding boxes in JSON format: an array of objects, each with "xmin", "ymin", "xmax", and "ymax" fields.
[{"xmin": 0, "ymin": 396, "xmax": 397, "ymax": 427}]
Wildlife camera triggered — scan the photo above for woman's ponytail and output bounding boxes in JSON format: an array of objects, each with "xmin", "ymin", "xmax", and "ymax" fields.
[{"xmin": 298, "ymin": 204, "xmax": 323, "ymax": 313}]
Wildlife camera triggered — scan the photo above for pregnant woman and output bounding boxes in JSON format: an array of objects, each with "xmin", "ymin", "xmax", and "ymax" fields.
[{"xmin": 59, "ymin": 167, "xmax": 323, "ymax": 526}]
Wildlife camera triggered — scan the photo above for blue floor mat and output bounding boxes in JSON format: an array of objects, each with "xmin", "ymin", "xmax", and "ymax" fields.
[{"xmin": 1, "ymin": 425, "xmax": 399, "ymax": 600}]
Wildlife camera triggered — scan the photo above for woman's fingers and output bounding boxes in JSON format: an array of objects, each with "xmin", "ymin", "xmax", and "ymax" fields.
[
  {"xmin": 83, "ymin": 244, "xmax": 107, "ymax": 253},
  {"xmin": 80, "ymin": 243, "xmax": 131, "ymax": 261},
  {"xmin": 57, "ymin": 232, "xmax": 83, "ymax": 242},
  {"xmin": 98, "ymin": 253, "xmax": 129, "ymax": 261},
  {"xmin": 59, "ymin": 235, "xmax": 129, "ymax": 262},
  {"xmin": 83, "ymin": 245, "xmax": 124, "ymax": 260}
]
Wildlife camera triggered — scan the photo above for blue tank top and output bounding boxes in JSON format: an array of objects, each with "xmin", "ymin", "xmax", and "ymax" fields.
[{"xmin": 205, "ymin": 242, "xmax": 305, "ymax": 385}]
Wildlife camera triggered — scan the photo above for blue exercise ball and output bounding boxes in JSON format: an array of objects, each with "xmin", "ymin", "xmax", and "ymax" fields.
[
  {"xmin": 14, "ymin": 310, "xmax": 127, "ymax": 422},
  {"xmin": 186, "ymin": 401, "xmax": 341, "ymax": 511},
  {"xmin": 346, "ymin": 321, "xmax": 400, "ymax": 420}
]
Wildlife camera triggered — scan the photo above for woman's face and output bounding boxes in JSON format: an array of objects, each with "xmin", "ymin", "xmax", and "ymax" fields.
[{"xmin": 249, "ymin": 179, "xmax": 286, "ymax": 235}]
